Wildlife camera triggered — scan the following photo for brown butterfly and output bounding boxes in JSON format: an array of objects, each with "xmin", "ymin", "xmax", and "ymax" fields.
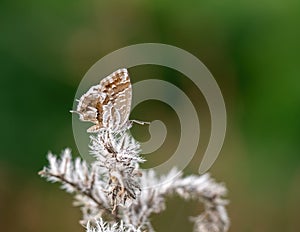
[{"xmin": 71, "ymin": 69, "xmax": 133, "ymax": 132}]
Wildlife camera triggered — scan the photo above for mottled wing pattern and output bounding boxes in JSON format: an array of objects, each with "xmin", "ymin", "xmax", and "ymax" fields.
[
  {"xmin": 73, "ymin": 68, "xmax": 132, "ymax": 132},
  {"xmin": 95, "ymin": 69, "xmax": 131, "ymax": 132},
  {"xmin": 75, "ymin": 84, "xmax": 102, "ymax": 124}
]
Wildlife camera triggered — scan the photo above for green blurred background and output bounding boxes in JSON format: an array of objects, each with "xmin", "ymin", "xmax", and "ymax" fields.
[{"xmin": 1, "ymin": 0, "xmax": 300, "ymax": 231}]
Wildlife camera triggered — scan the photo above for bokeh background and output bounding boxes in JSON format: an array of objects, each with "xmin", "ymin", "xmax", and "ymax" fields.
[{"xmin": 1, "ymin": 0, "xmax": 300, "ymax": 231}]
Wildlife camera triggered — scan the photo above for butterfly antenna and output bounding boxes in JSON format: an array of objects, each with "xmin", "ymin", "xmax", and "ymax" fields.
[{"xmin": 130, "ymin": 119, "xmax": 150, "ymax": 126}]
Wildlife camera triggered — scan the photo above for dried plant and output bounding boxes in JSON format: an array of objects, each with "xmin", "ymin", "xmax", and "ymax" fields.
[{"xmin": 39, "ymin": 128, "xmax": 229, "ymax": 232}]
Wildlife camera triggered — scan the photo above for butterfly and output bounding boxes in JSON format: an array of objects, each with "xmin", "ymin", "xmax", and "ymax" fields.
[{"xmin": 71, "ymin": 68, "xmax": 133, "ymax": 133}]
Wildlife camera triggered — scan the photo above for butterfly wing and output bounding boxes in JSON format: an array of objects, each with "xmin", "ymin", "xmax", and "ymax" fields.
[
  {"xmin": 99, "ymin": 69, "xmax": 132, "ymax": 131},
  {"xmin": 75, "ymin": 84, "xmax": 102, "ymax": 124},
  {"xmin": 73, "ymin": 68, "xmax": 131, "ymax": 132}
]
